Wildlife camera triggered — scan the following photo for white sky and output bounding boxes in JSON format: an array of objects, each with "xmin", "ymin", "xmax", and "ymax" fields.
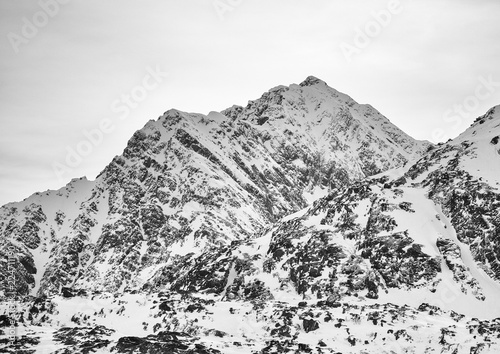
[{"xmin": 1, "ymin": 0, "xmax": 499, "ymax": 206}]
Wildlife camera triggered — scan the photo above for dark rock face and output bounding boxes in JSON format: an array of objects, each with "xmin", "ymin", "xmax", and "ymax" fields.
[
  {"xmin": 267, "ymin": 221, "xmax": 347, "ymax": 297},
  {"xmin": 303, "ymin": 318, "xmax": 320, "ymax": 333},
  {"xmin": 112, "ymin": 332, "xmax": 221, "ymax": 354},
  {"xmin": 359, "ymin": 231, "xmax": 441, "ymax": 291},
  {"xmin": 0, "ymin": 315, "xmax": 11, "ymax": 327},
  {"xmin": 53, "ymin": 325, "xmax": 115, "ymax": 353}
]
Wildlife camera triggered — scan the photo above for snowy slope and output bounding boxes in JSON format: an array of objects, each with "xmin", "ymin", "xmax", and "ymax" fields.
[{"xmin": 446, "ymin": 105, "xmax": 500, "ymax": 188}]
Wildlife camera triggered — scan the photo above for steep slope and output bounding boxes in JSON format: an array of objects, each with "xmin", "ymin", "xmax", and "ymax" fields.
[{"xmin": 0, "ymin": 76, "xmax": 429, "ymax": 297}]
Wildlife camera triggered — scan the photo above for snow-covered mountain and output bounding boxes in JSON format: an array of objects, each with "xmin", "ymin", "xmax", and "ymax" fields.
[
  {"xmin": 2, "ymin": 78, "xmax": 500, "ymax": 354},
  {"xmin": 0, "ymin": 76, "xmax": 429, "ymax": 297}
]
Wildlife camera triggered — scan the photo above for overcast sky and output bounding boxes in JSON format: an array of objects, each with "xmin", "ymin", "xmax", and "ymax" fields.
[{"xmin": 1, "ymin": 0, "xmax": 499, "ymax": 206}]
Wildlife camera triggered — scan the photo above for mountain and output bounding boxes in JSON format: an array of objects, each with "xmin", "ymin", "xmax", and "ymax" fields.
[
  {"xmin": 2, "ymin": 78, "xmax": 500, "ymax": 354},
  {"xmin": 0, "ymin": 76, "xmax": 429, "ymax": 297}
]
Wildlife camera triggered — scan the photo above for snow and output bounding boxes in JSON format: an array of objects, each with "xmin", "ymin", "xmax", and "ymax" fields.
[
  {"xmin": 291, "ymin": 158, "xmax": 307, "ymax": 169},
  {"xmin": 390, "ymin": 186, "xmax": 443, "ymax": 258},
  {"xmin": 371, "ymin": 186, "xmax": 500, "ymax": 319},
  {"xmin": 303, "ymin": 185, "xmax": 328, "ymax": 205},
  {"xmin": 206, "ymin": 111, "xmax": 226, "ymax": 123},
  {"xmin": 451, "ymin": 108, "xmax": 500, "ymax": 189},
  {"xmin": 280, "ymin": 207, "xmax": 308, "ymax": 222}
]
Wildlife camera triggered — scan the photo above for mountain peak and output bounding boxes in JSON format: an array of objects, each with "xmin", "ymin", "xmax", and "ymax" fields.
[
  {"xmin": 300, "ymin": 75, "xmax": 327, "ymax": 87},
  {"xmin": 484, "ymin": 105, "xmax": 499, "ymax": 120},
  {"xmin": 163, "ymin": 108, "xmax": 184, "ymax": 119},
  {"xmin": 453, "ymin": 104, "xmax": 500, "ymax": 143}
]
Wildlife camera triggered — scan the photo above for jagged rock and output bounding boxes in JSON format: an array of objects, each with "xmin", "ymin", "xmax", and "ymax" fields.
[
  {"xmin": 112, "ymin": 331, "xmax": 221, "ymax": 354},
  {"xmin": 53, "ymin": 325, "xmax": 115, "ymax": 353},
  {"xmin": 303, "ymin": 318, "xmax": 320, "ymax": 333}
]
